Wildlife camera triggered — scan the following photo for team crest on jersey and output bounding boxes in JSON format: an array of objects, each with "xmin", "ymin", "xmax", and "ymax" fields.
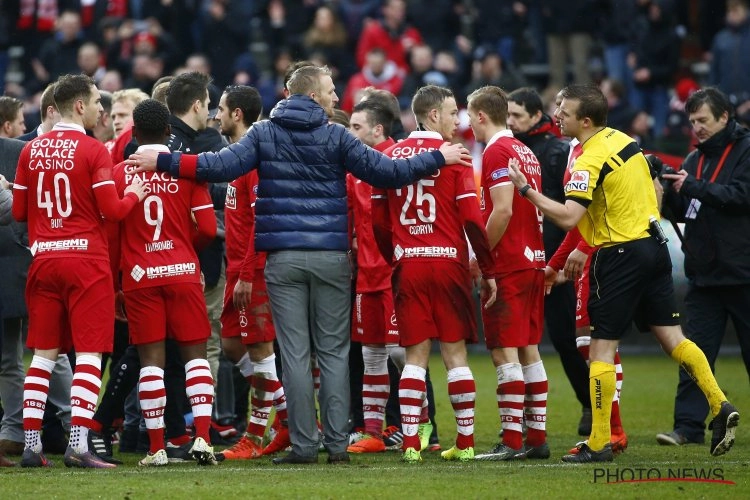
[
  {"xmin": 417, "ymin": 140, "xmax": 424, "ymax": 146},
  {"xmin": 491, "ymin": 168, "xmax": 508, "ymax": 181},
  {"xmin": 565, "ymin": 170, "xmax": 590, "ymax": 193}
]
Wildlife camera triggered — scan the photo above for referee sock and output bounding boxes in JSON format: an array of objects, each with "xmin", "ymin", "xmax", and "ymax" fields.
[
  {"xmin": 185, "ymin": 358, "xmax": 214, "ymax": 442},
  {"xmin": 139, "ymin": 366, "xmax": 167, "ymax": 454},
  {"xmin": 23, "ymin": 355, "xmax": 56, "ymax": 453},
  {"xmin": 588, "ymin": 361, "xmax": 615, "ymax": 451},
  {"xmin": 399, "ymin": 364, "xmax": 426, "ymax": 451},
  {"xmin": 447, "ymin": 366, "xmax": 475, "ymax": 450},
  {"xmin": 523, "ymin": 360, "xmax": 548, "ymax": 447},
  {"xmin": 670, "ymin": 339, "xmax": 726, "ymax": 416},
  {"xmin": 69, "ymin": 354, "xmax": 103, "ymax": 453}
]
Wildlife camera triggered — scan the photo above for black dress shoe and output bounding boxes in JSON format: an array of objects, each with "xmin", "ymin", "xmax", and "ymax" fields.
[
  {"xmin": 327, "ymin": 452, "xmax": 350, "ymax": 464},
  {"xmin": 272, "ymin": 451, "xmax": 318, "ymax": 465}
]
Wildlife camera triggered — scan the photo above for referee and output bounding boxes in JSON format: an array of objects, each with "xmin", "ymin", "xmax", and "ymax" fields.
[{"xmin": 507, "ymin": 84, "xmax": 739, "ymax": 463}]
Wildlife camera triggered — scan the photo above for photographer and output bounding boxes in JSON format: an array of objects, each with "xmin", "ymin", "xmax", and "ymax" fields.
[{"xmin": 657, "ymin": 87, "xmax": 750, "ymax": 447}]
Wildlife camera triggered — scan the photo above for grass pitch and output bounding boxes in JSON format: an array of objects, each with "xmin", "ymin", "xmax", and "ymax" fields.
[{"xmin": 0, "ymin": 352, "xmax": 747, "ymax": 499}]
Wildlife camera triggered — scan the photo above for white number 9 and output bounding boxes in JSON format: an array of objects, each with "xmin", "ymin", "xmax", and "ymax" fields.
[{"xmin": 144, "ymin": 195, "xmax": 163, "ymax": 241}]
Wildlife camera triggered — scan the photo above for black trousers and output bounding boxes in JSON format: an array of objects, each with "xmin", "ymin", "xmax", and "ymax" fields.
[{"xmin": 673, "ymin": 283, "xmax": 750, "ymax": 440}]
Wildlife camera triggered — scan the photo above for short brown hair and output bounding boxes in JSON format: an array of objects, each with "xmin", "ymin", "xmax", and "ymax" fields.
[
  {"xmin": 411, "ymin": 85, "xmax": 454, "ymax": 125},
  {"xmin": 53, "ymin": 74, "xmax": 96, "ymax": 115},
  {"xmin": 467, "ymin": 85, "xmax": 508, "ymax": 125},
  {"xmin": 560, "ymin": 84, "xmax": 608, "ymax": 127}
]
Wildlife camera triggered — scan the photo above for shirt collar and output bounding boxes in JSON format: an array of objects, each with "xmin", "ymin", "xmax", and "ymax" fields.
[{"xmin": 486, "ymin": 129, "xmax": 513, "ymax": 148}]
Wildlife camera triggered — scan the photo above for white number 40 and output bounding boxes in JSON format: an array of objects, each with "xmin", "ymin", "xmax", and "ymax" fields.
[{"xmin": 36, "ymin": 172, "xmax": 72, "ymax": 218}]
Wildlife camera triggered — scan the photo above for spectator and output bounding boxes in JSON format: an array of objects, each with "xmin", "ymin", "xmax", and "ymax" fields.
[
  {"xmin": 709, "ymin": 0, "xmax": 750, "ymax": 108},
  {"xmin": 77, "ymin": 42, "xmax": 106, "ymax": 85},
  {"xmin": 32, "ymin": 11, "xmax": 85, "ymax": 90},
  {"xmin": 336, "ymin": 0, "xmax": 382, "ymax": 44},
  {"xmin": 464, "ymin": 47, "xmax": 526, "ymax": 99},
  {"xmin": 199, "ymin": 0, "xmax": 252, "ymax": 89},
  {"xmin": 539, "ymin": 1, "xmax": 600, "ymax": 93},
  {"xmin": 599, "ymin": 0, "xmax": 639, "ymax": 95},
  {"xmin": 127, "ymin": 65, "xmax": 472, "ymax": 465},
  {"xmin": 407, "ymin": 0, "xmax": 464, "ymax": 54},
  {"xmin": 303, "ymin": 4, "xmax": 357, "ymax": 84},
  {"xmin": 259, "ymin": 0, "xmax": 317, "ymax": 60},
  {"xmin": 0, "ymin": 96, "xmax": 27, "ymax": 138},
  {"xmin": 99, "ymin": 70, "xmax": 124, "ymax": 93},
  {"xmin": 472, "ymin": 0, "xmax": 528, "ymax": 64},
  {"xmin": 341, "ymin": 48, "xmax": 404, "ymax": 114},
  {"xmin": 600, "ymin": 78, "xmax": 639, "ymax": 133},
  {"xmin": 628, "ymin": 0, "xmax": 681, "ymax": 139},
  {"xmin": 399, "ymin": 45, "xmax": 439, "ymax": 109},
  {"xmin": 356, "ymin": 0, "xmax": 423, "ymax": 72}
]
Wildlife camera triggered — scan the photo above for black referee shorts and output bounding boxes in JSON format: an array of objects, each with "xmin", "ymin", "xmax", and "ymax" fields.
[{"xmin": 588, "ymin": 236, "xmax": 680, "ymax": 340}]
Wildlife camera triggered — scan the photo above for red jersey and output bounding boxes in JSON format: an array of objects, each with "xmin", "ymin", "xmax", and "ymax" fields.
[
  {"xmin": 347, "ymin": 138, "xmax": 395, "ymax": 293},
  {"xmin": 12, "ymin": 123, "xmax": 138, "ymax": 262},
  {"xmin": 224, "ymin": 170, "xmax": 265, "ymax": 281},
  {"xmin": 373, "ymin": 131, "xmax": 493, "ymax": 274},
  {"xmin": 480, "ymin": 130, "xmax": 545, "ymax": 273},
  {"xmin": 112, "ymin": 145, "xmax": 215, "ymax": 291}
]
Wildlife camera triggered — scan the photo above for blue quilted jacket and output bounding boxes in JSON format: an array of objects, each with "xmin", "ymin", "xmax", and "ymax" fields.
[{"xmin": 158, "ymin": 95, "xmax": 446, "ymax": 252}]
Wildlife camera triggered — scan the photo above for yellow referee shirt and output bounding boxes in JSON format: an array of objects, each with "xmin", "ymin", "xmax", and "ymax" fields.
[{"xmin": 564, "ymin": 127, "xmax": 658, "ymax": 247}]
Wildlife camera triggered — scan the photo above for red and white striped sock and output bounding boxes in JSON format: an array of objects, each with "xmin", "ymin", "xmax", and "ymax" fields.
[
  {"xmin": 497, "ymin": 362, "xmax": 524, "ymax": 450},
  {"xmin": 139, "ymin": 366, "xmax": 166, "ymax": 454},
  {"xmin": 311, "ymin": 354, "xmax": 321, "ymax": 402},
  {"xmin": 399, "ymin": 364, "xmax": 426, "ymax": 451},
  {"xmin": 246, "ymin": 355, "xmax": 282, "ymax": 440},
  {"xmin": 362, "ymin": 346, "xmax": 389, "ymax": 437},
  {"xmin": 577, "ymin": 336, "xmax": 591, "ymax": 362},
  {"xmin": 185, "ymin": 358, "xmax": 214, "ymax": 442},
  {"xmin": 447, "ymin": 366, "xmax": 475, "ymax": 450},
  {"xmin": 522, "ymin": 360, "xmax": 548, "ymax": 447},
  {"xmin": 69, "ymin": 354, "xmax": 102, "ymax": 452},
  {"xmin": 611, "ymin": 350, "xmax": 624, "ymax": 432},
  {"xmin": 23, "ymin": 355, "xmax": 55, "ymax": 452}
]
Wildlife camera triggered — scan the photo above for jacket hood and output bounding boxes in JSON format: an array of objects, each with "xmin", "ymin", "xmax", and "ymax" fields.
[{"xmin": 270, "ymin": 95, "xmax": 329, "ymax": 131}]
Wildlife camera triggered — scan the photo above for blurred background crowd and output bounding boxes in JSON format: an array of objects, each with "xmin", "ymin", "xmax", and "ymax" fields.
[{"xmin": 0, "ymin": 0, "xmax": 748, "ymax": 157}]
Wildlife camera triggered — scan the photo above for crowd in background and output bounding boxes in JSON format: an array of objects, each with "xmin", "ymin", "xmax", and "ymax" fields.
[{"xmin": 0, "ymin": 0, "xmax": 748, "ymax": 157}]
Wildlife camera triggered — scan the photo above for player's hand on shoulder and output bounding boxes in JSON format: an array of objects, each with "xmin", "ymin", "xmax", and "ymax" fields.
[
  {"xmin": 439, "ymin": 141, "xmax": 472, "ymax": 167},
  {"xmin": 125, "ymin": 176, "xmax": 149, "ymax": 201},
  {"xmin": 126, "ymin": 150, "xmax": 159, "ymax": 172}
]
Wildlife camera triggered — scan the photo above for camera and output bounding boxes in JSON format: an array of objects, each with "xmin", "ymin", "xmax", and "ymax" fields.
[{"xmin": 645, "ymin": 154, "xmax": 677, "ymax": 181}]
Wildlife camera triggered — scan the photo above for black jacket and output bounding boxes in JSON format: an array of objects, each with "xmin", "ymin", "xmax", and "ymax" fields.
[
  {"xmin": 663, "ymin": 120, "xmax": 750, "ymax": 286},
  {"xmin": 167, "ymin": 116, "xmax": 227, "ymax": 287},
  {"xmin": 515, "ymin": 115, "xmax": 570, "ymax": 256}
]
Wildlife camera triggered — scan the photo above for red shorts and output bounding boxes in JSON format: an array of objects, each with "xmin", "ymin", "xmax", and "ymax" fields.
[
  {"xmin": 26, "ymin": 258, "xmax": 114, "ymax": 353},
  {"xmin": 575, "ymin": 259, "xmax": 591, "ymax": 329},
  {"xmin": 352, "ymin": 289, "xmax": 399, "ymax": 345},
  {"xmin": 482, "ymin": 268, "xmax": 544, "ymax": 349},
  {"xmin": 393, "ymin": 261, "xmax": 477, "ymax": 348},
  {"xmin": 220, "ymin": 269, "xmax": 275, "ymax": 345},
  {"xmin": 125, "ymin": 283, "xmax": 210, "ymax": 345}
]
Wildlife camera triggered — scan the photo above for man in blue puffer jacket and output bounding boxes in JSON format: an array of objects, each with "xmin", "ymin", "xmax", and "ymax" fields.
[{"xmin": 129, "ymin": 65, "xmax": 471, "ymax": 465}]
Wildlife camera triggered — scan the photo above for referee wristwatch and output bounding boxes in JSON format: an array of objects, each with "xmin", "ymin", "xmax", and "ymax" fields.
[{"xmin": 518, "ymin": 184, "xmax": 532, "ymax": 197}]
